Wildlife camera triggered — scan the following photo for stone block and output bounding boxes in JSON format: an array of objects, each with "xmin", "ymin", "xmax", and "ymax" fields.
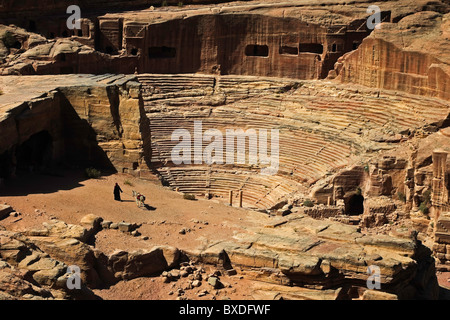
[
  {"xmin": 436, "ymin": 217, "xmax": 450, "ymax": 233},
  {"xmin": 362, "ymin": 290, "xmax": 398, "ymax": 300},
  {"xmin": 118, "ymin": 222, "xmax": 132, "ymax": 232},
  {"xmin": 80, "ymin": 214, "xmax": 103, "ymax": 231},
  {"xmin": 101, "ymin": 220, "xmax": 112, "ymax": 229},
  {"xmin": 0, "ymin": 205, "xmax": 13, "ymax": 220},
  {"xmin": 225, "ymin": 268, "xmax": 237, "ymax": 276},
  {"xmin": 207, "ymin": 276, "xmax": 223, "ymax": 289},
  {"xmin": 433, "ymin": 243, "xmax": 446, "ymax": 253},
  {"xmin": 435, "ymin": 232, "xmax": 450, "ymax": 244}
]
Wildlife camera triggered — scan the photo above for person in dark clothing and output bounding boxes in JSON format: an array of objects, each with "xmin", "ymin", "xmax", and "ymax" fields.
[{"xmin": 114, "ymin": 183, "xmax": 123, "ymax": 201}]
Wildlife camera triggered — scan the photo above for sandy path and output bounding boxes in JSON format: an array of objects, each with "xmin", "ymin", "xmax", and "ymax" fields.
[
  {"xmin": 0, "ymin": 169, "xmax": 269, "ymax": 300},
  {"xmin": 0, "ymin": 169, "xmax": 269, "ymax": 252},
  {"xmin": 1, "ymin": 169, "xmax": 448, "ymax": 299}
]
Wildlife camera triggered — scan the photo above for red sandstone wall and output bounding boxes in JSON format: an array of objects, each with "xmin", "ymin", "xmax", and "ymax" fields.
[
  {"xmin": 216, "ymin": 15, "xmax": 326, "ymax": 79},
  {"xmin": 337, "ymin": 37, "xmax": 450, "ymax": 101},
  {"xmin": 0, "ymin": 0, "xmax": 236, "ymax": 18},
  {"xmin": 134, "ymin": 14, "xmax": 365, "ymax": 80}
]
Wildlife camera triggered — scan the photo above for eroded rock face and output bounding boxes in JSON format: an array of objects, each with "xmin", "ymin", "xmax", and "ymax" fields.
[
  {"xmin": 335, "ymin": 11, "xmax": 450, "ymax": 101},
  {"xmin": 1, "ymin": 210, "xmax": 440, "ymax": 300},
  {"xmin": 188, "ymin": 213, "xmax": 440, "ymax": 299},
  {"xmin": 105, "ymin": 246, "xmax": 180, "ymax": 280},
  {"xmin": 0, "ymin": 0, "xmax": 449, "ymax": 300},
  {"xmin": 139, "ymin": 73, "xmax": 449, "ymax": 209},
  {"xmin": 0, "ymin": 75, "xmax": 147, "ymax": 179},
  {"xmin": 3, "ymin": 0, "xmax": 448, "ymax": 82},
  {"xmin": 0, "ymin": 230, "xmax": 99, "ymax": 299},
  {"xmin": 0, "ymin": 210, "xmax": 185, "ymax": 299},
  {"xmin": 433, "ymin": 213, "xmax": 450, "ymax": 271}
]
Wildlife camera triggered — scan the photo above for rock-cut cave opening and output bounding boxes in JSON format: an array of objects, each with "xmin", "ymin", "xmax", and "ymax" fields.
[
  {"xmin": 345, "ymin": 193, "xmax": 365, "ymax": 216},
  {"xmin": 15, "ymin": 130, "xmax": 53, "ymax": 174}
]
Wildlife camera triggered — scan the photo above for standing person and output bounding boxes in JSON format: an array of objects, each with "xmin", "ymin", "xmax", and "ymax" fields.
[{"xmin": 114, "ymin": 183, "xmax": 123, "ymax": 201}]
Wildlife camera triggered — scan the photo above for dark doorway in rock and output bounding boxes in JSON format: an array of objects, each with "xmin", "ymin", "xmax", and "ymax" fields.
[
  {"xmin": 345, "ymin": 194, "xmax": 364, "ymax": 215},
  {"xmin": 299, "ymin": 43, "xmax": 323, "ymax": 54},
  {"xmin": 16, "ymin": 131, "xmax": 53, "ymax": 173},
  {"xmin": 148, "ymin": 46, "xmax": 177, "ymax": 59},
  {"xmin": 245, "ymin": 44, "xmax": 269, "ymax": 57},
  {"xmin": 0, "ymin": 150, "xmax": 13, "ymax": 179},
  {"xmin": 279, "ymin": 45, "xmax": 298, "ymax": 55},
  {"xmin": 60, "ymin": 66, "xmax": 74, "ymax": 74},
  {"xmin": 105, "ymin": 46, "xmax": 114, "ymax": 54}
]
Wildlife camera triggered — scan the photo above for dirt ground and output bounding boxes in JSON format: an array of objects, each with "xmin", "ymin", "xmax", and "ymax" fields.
[
  {"xmin": 0, "ymin": 169, "xmax": 448, "ymax": 300},
  {"xmin": 0, "ymin": 169, "xmax": 267, "ymax": 300}
]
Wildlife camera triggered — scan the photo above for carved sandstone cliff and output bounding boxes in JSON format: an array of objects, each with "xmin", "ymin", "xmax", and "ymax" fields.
[
  {"xmin": 0, "ymin": 75, "xmax": 149, "ymax": 179},
  {"xmin": 333, "ymin": 11, "xmax": 450, "ymax": 101}
]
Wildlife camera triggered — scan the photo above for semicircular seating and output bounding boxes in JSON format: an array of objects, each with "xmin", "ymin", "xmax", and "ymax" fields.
[{"xmin": 138, "ymin": 74, "xmax": 450, "ymax": 209}]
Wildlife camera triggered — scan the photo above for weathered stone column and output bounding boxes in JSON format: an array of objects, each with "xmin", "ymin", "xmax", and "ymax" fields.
[
  {"xmin": 431, "ymin": 150, "xmax": 448, "ymax": 219},
  {"xmin": 239, "ymin": 191, "xmax": 243, "ymax": 208},
  {"xmin": 433, "ymin": 214, "xmax": 450, "ymax": 271}
]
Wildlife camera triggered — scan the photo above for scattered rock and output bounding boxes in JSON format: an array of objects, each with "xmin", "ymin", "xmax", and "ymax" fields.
[
  {"xmin": 131, "ymin": 230, "xmax": 141, "ymax": 237},
  {"xmin": 101, "ymin": 221, "xmax": 112, "ymax": 229},
  {"xmin": 207, "ymin": 276, "xmax": 223, "ymax": 289},
  {"xmin": 118, "ymin": 222, "xmax": 133, "ymax": 233},
  {"xmin": 362, "ymin": 290, "xmax": 398, "ymax": 300},
  {"xmin": 225, "ymin": 269, "xmax": 237, "ymax": 276},
  {"xmin": 169, "ymin": 269, "xmax": 181, "ymax": 279},
  {"xmin": 109, "ymin": 223, "xmax": 119, "ymax": 229},
  {"xmin": 193, "ymin": 273, "xmax": 202, "ymax": 281},
  {"xmin": 180, "ymin": 270, "xmax": 189, "ymax": 277},
  {"xmin": 80, "ymin": 214, "xmax": 103, "ymax": 232},
  {"xmin": 183, "ymin": 282, "xmax": 193, "ymax": 290},
  {"xmin": 176, "ymin": 288, "xmax": 184, "ymax": 296},
  {"xmin": 197, "ymin": 289, "xmax": 208, "ymax": 297},
  {"xmin": 0, "ymin": 205, "xmax": 13, "ymax": 220}
]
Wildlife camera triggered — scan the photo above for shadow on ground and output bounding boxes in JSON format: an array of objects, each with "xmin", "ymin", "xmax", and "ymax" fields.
[
  {"xmin": 440, "ymin": 286, "xmax": 450, "ymax": 300},
  {"xmin": 143, "ymin": 204, "xmax": 156, "ymax": 211},
  {"xmin": 0, "ymin": 168, "xmax": 115, "ymax": 196}
]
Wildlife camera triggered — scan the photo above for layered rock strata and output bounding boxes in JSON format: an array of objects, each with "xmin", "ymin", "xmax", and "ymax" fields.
[
  {"xmin": 334, "ymin": 11, "xmax": 450, "ymax": 101},
  {"xmin": 187, "ymin": 213, "xmax": 440, "ymax": 299},
  {"xmin": 139, "ymin": 73, "xmax": 449, "ymax": 209},
  {"xmin": 0, "ymin": 74, "xmax": 149, "ymax": 178},
  {"xmin": 0, "ymin": 209, "xmax": 441, "ymax": 300}
]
